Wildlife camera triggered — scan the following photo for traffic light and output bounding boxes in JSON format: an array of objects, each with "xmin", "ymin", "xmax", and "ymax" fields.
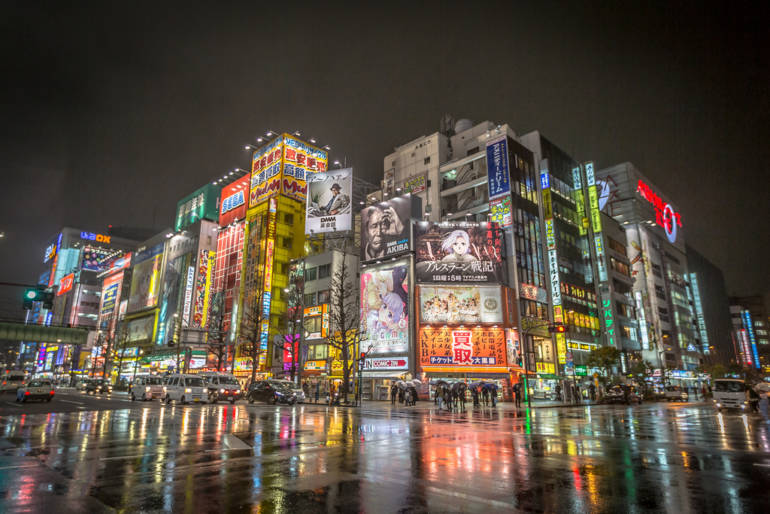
[
  {"xmin": 22, "ymin": 287, "xmax": 53, "ymax": 310},
  {"xmin": 548, "ymin": 323, "xmax": 567, "ymax": 334}
]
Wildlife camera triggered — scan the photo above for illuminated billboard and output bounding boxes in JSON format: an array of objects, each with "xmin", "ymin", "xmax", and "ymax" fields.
[
  {"xmin": 306, "ymin": 168, "xmax": 352, "ymax": 234},
  {"xmin": 489, "ymin": 195, "xmax": 513, "ymax": 228},
  {"xmin": 360, "ymin": 197, "xmax": 413, "ymax": 262},
  {"xmin": 418, "ymin": 286, "xmax": 503, "ymax": 324},
  {"xmin": 81, "ymin": 246, "xmax": 115, "ymax": 272},
  {"xmin": 486, "ymin": 136, "xmax": 510, "ymax": 200},
  {"xmin": 126, "ymin": 314, "xmax": 156, "ymax": 343},
  {"xmin": 57, "ymin": 273, "xmax": 74, "ymax": 296},
  {"xmin": 219, "ymin": 174, "xmax": 249, "ymax": 226},
  {"xmin": 418, "ymin": 326, "xmax": 507, "ymax": 370},
  {"xmin": 636, "ymin": 179, "xmax": 682, "ymax": 244},
  {"xmin": 249, "ymin": 134, "xmax": 328, "ymax": 207},
  {"xmin": 99, "ymin": 271, "xmax": 123, "ymax": 318},
  {"xmin": 127, "ymin": 244, "xmax": 164, "ymax": 312},
  {"xmin": 414, "ymin": 222, "xmax": 504, "ymax": 283},
  {"xmin": 175, "ymin": 184, "xmax": 221, "ymax": 231},
  {"xmin": 192, "ymin": 250, "xmax": 215, "ymax": 329},
  {"xmin": 360, "ymin": 259, "xmax": 409, "ymax": 355}
]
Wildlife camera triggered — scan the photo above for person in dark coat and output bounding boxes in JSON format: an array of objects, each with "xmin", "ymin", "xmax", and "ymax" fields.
[{"xmin": 513, "ymin": 382, "xmax": 522, "ymax": 408}]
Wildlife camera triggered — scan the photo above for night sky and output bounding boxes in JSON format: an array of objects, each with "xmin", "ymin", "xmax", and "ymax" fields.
[{"xmin": 1, "ymin": 2, "xmax": 768, "ymax": 316}]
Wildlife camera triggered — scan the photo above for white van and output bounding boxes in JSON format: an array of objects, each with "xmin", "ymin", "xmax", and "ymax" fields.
[
  {"xmin": 712, "ymin": 379, "xmax": 748, "ymax": 411},
  {"xmin": 198, "ymin": 372, "xmax": 243, "ymax": 403},
  {"xmin": 1, "ymin": 371, "xmax": 27, "ymax": 393},
  {"xmin": 162, "ymin": 374, "xmax": 208, "ymax": 404},
  {"xmin": 130, "ymin": 375, "xmax": 165, "ymax": 401}
]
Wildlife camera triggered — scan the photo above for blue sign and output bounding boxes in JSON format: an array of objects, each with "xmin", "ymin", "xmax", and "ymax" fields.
[
  {"xmin": 221, "ymin": 190, "xmax": 245, "ymax": 213},
  {"xmin": 485, "ymin": 137, "xmax": 510, "ymax": 200},
  {"xmin": 540, "ymin": 171, "xmax": 550, "ymax": 190}
]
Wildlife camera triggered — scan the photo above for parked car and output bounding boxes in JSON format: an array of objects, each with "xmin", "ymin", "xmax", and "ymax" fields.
[
  {"xmin": 130, "ymin": 375, "xmax": 164, "ymax": 401},
  {"xmin": 663, "ymin": 386, "xmax": 689, "ymax": 402},
  {"xmin": 85, "ymin": 379, "xmax": 113, "ymax": 395},
  {"xmin": 199, "ymin": 372, "xmax": 243, "ymax": 403},
  {"xmin": 272, "ymin": 380, "xmax": 305, "ymax": 403},
  {"xmin": 1, "ymin": 370, "xmax": 27, "ymax": 393},
  {"xmin": 246, "ymin": 380, "xmax": 297, "ymax": 405},
  {"xmin": 16, "ymin": 379, "xmax": 55, "ymax": 403},
  {"xmin": 162, "ymin": 374, "xmax": 208, "ymax": 404},
  {"xmin": 603, "ymin": 385, "xmax": 643, "ymax": 404}
]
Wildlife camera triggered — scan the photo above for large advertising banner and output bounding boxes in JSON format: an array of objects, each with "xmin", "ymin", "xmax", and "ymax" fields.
[
  {"xmin": 81, "ymin": 246, "xmax": 114, "ymax": 272},
  {"xmin": 360, "ymin": 259, "xmax": 409, "ymax": 355},
  {"xmin": 360, "ymin": 197, "xmax": 412, "ymax": 262},
  {"xmin": 418, "ymin": 286, "xmax": 503, "ymax": 324},
  {"xmin": 126, "ymin": 315, "xmax": 156, "ymax": 344},
  {"xmin": 414, "ymin": 222, "xmax": 504, "ymax": 283},
  {"xmin": 99, "ymin": 271, "xmax": 123, "ymax": 318},
  {"xmin": 418, "ymin": 326, "xmax": 507, "ymax": 370},
  {"xmin": 127, "ymin": 244, "xmax": 164, "ymax": 313},
  {"xmin": 485, "ymin": 136, "xmax": 510, "ymax": 200},
  {"xmin": 306, "ymin": 168, "xmax": 352, "ymax": 234},
  {"xmin": 249, "ymin": 137, "xmax": 284, "ymax": 206},
  {"xmin": 282, "ymin": 135, "xmax": 328, "ymax": 202},
  {"xmin": 192, "ymin": 250, "xmax": 215, "ymax": 328}
]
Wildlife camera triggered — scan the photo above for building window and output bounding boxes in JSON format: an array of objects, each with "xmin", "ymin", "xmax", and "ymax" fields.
[
  {"xmin": 424, "ymin": 156, "xmax": 431, "ymax": 165},
  {"xmin": 303, "ymin": 292, "xmax": 316, "ymax": 306},
  {"xmin": 282, "ymin": 237, "xmax": 293, "ymax": 249},
  {"xmin": 305, "ymin": 267, "xmax": 317, "ymax": 281},
  {"xmin": 317, "ymin": 290, "xmax": 330, "ymax": 303},
  {"xmin": 284, "ymin": 213, "xmax": 294, "ymax": 224},
  {"xmin": 307, "ymin": 344, "xmax": 327, "ymax": 360},
  {"xmin": 318, "ymin": 264, "xmax": 331, "ymax": 279}
]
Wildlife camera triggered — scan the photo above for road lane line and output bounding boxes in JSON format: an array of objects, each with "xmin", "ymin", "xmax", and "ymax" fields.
[
  {"xmin": 223, "ymin": 433, "xmax": 251, "ymax": 451},
  {"xmin": 4, "ymin": 402, "xmax": 22, "ymax": 408},
  {"xmin": 59, "ymin": 399, "xmax": 86, "ymax": 405}
]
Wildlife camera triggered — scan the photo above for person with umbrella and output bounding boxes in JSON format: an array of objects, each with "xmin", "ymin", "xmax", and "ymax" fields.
[{"xmin": 513, "ymin": 381, "xmax": 522, "ymax": 408}]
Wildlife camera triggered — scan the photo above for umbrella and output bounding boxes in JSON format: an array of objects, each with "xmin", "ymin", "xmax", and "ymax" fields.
[
  {"xmin": 430, "ymin": 379, "xmax": 449, "ymax": 386},
  {"xmin": 409, "ymin": 379, "xmax": 422, "ymax": 386},
  {"xmin": 395, "ymin": 380, "xmax": 408, "ymax": 389},
  {"xmin": 482, "ymin": 383, "xmax": 498, "ymax": 391},
  {"xmin": 469, "ymin": 382, "xmax": 484, "ymax": 389},
  {"xmin": 755, "ymin": 383, "xmax": 770, "ymax": 393}
]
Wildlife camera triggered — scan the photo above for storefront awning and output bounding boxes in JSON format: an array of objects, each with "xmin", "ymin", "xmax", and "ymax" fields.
[
  {"xmin": 421, "ymin": 366, "xmax": 510, "ymax": 374},
  {"xmin": 361, "ymin": 371, "xmax": 409, "ymax": 378}
]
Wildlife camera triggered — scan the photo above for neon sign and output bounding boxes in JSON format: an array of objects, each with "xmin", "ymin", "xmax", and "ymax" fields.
[
  {"xmin": 636, "ymin": 180, "xmax": 682, "ymax": 243},
  {"xmin": 221, "ymin": 190, "xmax": 245, "ymax": 214},
  {"xmin": 80, "ymin": 232, "xmax": 111, "ymax": 244}
]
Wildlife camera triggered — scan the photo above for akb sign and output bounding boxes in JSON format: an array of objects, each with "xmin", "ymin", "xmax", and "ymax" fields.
[{"xmin": 636, "ymin": 180, "xmax": 682, "ymax": 243}]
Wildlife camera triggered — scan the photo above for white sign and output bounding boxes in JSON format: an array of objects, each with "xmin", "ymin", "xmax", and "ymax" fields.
[
  {"xmin": 182, "ymin": 266, "xmax": 195, "ymax": 327},
  {"xmin": 363, "ymin": 357, "xmax": 409, "ymax": 371},
  {"xmin": 306, "ymin": 168, "xmax": 353, "ymax": 234}
]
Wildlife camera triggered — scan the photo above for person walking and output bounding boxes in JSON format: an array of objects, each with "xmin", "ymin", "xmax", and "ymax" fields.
[
  {"xmin": 436, "ymin": 386, "xmax": 444, "ymax": 411},
  {"xmin": 481, "ymin": 387, "xmax": 490, "ymax": 406},
  {"xmin": 513, "ymin": 382, "xmax": 522, "ymax": 408},
  {"xmin": 555, "ymin": 383, "xmax": 563, "ymax": 402},
  {"xmin": 391, "ymin": 384, "xmax": 398, "ymax": 405},
  {"xmin": 574, "ymin": 384, "xmax": 581, "ymax": 404},
  {"xmin": 302, "ymin": 381, "xmax": 310, "ymax": 401},
  {"xmin": 589, "ymin": 383, "xmax": 596, "ymax": 402},
  {"xmin": 314, "ymin": 381, "xmax": 320, "ymax": 404}
]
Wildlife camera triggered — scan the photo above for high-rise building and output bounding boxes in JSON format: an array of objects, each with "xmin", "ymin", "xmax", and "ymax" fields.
[
  {"xmin": 596, "ymin": 162, "xmax": 702, "ymax": 371},
  {"xmin": 729, "ymin": 296, "xmax": 769, "ymax": 371},
  {"xmin": 685, "ymin": 244, "xmax": 732, "ymax": 366}
]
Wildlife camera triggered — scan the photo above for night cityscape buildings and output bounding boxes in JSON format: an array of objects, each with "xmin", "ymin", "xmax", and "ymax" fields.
[{"xmin": 15, "ymin": 117, "xmax": 766, "ymax": 389}]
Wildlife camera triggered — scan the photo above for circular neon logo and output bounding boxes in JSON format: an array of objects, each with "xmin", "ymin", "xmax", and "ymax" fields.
[{"xmin": 663, "ymin": 204, "xmax": 677, "ymax": 243}]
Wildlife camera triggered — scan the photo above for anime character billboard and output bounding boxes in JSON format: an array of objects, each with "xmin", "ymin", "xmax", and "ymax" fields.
[
  {"xmin": 359, "ymin": 259, "xmax": 409, "ymax": 355},
  {"xmin": 414, "ymin": 222, "xmax": 505, "ymax": 283}
]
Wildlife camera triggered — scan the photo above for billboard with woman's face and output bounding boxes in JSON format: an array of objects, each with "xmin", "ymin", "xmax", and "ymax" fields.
[
  {"xmin": 359, "ymin": 259, "xmax": 409, "ymax": 355},
  {"xmin": 414, "ymin": 222, "xmax": 505, "ymax": 283}
]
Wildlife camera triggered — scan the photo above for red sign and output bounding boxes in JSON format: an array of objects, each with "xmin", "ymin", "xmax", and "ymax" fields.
[
  {"xmin": 58, "ymin": 273, "xmax": 74, "ymax": 296},
  {"xmin": 419, "ymin": 326, "xmax": 506, "ymax": 370},
  {"xmin": 636, "ymin": 179, "xmax": 682, "ymax": 242},
  {"xmin": 219, "ymin": 174, "xmax": 249, "ymax": 226},
  {"xmin": 451, "ymin": 330, "xmax": 473, "ymax": 364}
]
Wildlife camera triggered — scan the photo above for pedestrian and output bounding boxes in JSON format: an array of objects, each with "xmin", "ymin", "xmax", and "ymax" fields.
[
  {"xmin": 314, "ymin": 382, "xmax": 320, "ymax": 404},
  {"xmin": 623, "ymin": 384, "xmax": 630, "ymax": 405},
  {"xmin": 391, "ymin": 384, "xmax": 398, "ymax": 405},
  {"xmin": 513, "ymin": 382, "xmax": 522, "ymax": 408},
  {"xmin": 589, "ymin": 383, "xmax": 596, "ymax": 402},
  {"xmin": 471, "ymin": 387, "xmax": 479, "ymax": 407},
  {"xmin": 758, "ymin": 390, "xmax": 769, "ymax": 423},
  {"xmin": 302, "ymin": 381, "xmax": 310, "ymax": 399},
  {"xmin": 490, "ymin": 386, "xmax": 497, "ymax": 407},
  {"xmin": 398, "ymin": 387, "xmax": 404, "ymax": 405},
  {"xmin": 481, "ymin": 387, "xmax": 489, "ymax": 406},
  {"xmin": 555, "ymin": 383, "xmax": 562, "ymax": 402},
  {"xmin": 574, "ymin": 384, "xmax": 581, "ymax": 404},
  {"xmin": 701, "ymin": 384, "xmax": 708, "ymax": 399},
  {"xmin": 437, "ymin": 386, "xmax": 444, "ymax": 410}
]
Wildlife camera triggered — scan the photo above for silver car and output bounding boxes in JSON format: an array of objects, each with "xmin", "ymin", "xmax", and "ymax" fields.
[{"xmin": 130, "ymin": 375, "xmax": 164, "ymax": 401}]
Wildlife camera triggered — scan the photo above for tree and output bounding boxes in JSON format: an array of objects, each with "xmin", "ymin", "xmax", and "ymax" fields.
[
  {"xmin": 587, "ymin": 346, "xmax": 622, "ymax": 378},
  {"xmin": 326, "ymin": 247, "xmax": 360, "ymax": 404},
  {"xmin": 206, "ymin": 293, "xmax": 229, "ymax": 371},
  {"xmin": 112, "ymin": 323, "xmax": 130, "ymax": 385},
  {"xmin": 239, "ymin": 287, "xmax": 268, "ymax": 385}
]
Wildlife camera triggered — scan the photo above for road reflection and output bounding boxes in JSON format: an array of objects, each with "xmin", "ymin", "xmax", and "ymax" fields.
[{"xmin": 0, "ymin": 402, "xmax": 768, "ymax": 512}]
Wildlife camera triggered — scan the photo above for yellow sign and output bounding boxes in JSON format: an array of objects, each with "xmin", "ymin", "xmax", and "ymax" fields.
[
  {"xmin": 588, "ymin": 185, "xmax": 602, "ymax": 233},
  {"xmin": 574, "ymin": 190, "xmax": 586, "ymax": 235},
  {"xmin": 556, "ymin": 333, "xmax": 567, "ymax": 364},
  {"xmin": 536, "ymin": 362, "xmax": 555, "ymax": 374},
  {"xmin": 542, "ymin": 188, "xmax": 552, "ymax": 219}
]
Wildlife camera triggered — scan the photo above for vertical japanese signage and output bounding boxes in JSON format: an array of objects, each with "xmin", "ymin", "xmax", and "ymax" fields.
[
  {"xmin": 182, "ymin": 265, "xmax": 195, "ymax": 327},
  {"xmin": 541, "ymin": 168, "xmax": 566, "ymax": 365},
  {"xmin": 488, "ymin": 195, "xmax": 513, "ymax": 228},
  {"xmin": 585, "ymin": 162, "xmax": 602, "ymax": 234},
  {"xmin": 249, "ymin": 137, "xmax": 284, "ymax": 206},
  {"xmin": 688, "ymin": 273, "xmax": 709, "ymax": 353},
  {"xmin": 260, "ymin": 197, "xmax": 278, "ymax": 368},
  {"xmin": 192, "ymin": 250, "xmax": 215, "ymax": 328},
  {"xmin": 601, "ymin": 289, "xmax": 615, "ymax": 346},
  {"xmin": 572, "ymin": 166, "xmax": 587, "ymax": 236},
  {"xmin": 485, "ymin": 136, "xmax": 510, "ymax": 199},
  {"xmin": 282, "ymin": 134, "xmax": 328, "ymax": 202},
  {"xmin": 635, "ymin": 291, "xmax": 650, "ymax": 350},
  {"xmin": 743, "ymin": 310, "xmax": 760, "ymax": 369}
]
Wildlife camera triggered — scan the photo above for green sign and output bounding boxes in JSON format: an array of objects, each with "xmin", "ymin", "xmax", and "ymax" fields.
[
  {"xmin": 175, "ymin": 184, "xmax": 222, "ymax": 231},
  {"xmin": 575, "ymin": 365, "xmax": 588, "ymax": 376}
]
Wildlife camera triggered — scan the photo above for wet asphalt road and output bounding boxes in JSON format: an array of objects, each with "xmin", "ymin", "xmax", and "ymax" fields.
[{"xmin": 0, "ymin": 395, "xmax": 769, "ymax": 513}]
